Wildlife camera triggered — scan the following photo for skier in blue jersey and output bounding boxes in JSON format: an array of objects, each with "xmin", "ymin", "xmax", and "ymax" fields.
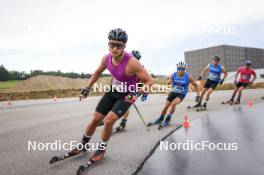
[
  {"xmin": 194, "ymin": 55, "xmax": 228, "ymax": 109},
  {"xmin": 150, "ymin": 61, "xmax": 200, "ymax": 127}
]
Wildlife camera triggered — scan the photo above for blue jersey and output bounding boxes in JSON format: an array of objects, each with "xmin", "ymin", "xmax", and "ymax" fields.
[
  {"xmin": 208, "ymin": 64, "xmax": 222, "ymax": 82},
  {"xmin": 171, "ymin": 72, "xmax": 190, "ymax": 95}
]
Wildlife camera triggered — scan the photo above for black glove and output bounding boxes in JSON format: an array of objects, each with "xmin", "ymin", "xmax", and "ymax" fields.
[
  {"xmin": 195, "ymin": 95, "xmax": 201, "ymax": 103},
  {"xmin": 198, "ymin": 76, "xmax": 202, "ymax": 80},
  {"xmin": 81, "ymin": 87, "xmax": 90, "ymax": 98},
  {"xmin": 219, "ymin": 79, "xmax": 224, "ymax": 85}
]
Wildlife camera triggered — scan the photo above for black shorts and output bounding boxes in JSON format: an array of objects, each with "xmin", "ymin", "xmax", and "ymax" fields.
[
  {"xmin": 204, "ymin": 79, "xmax": 219, "ymax": 89},
  {"xmin": 236, "ymin": 82, "xmax": 249, "ymax": 88},
  {"xmin": 95, "ymin": 90, "xmax": 132, "ymax": 118},
  {"xmin": 167, "ymin": 92, "xmax": 185, "ymax": 102}
]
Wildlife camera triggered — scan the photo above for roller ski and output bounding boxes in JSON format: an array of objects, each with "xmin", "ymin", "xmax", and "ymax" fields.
[
  {"xmin": 196, "ymin": 103, "xmax": 207, "ymax": 112},
  {"xmin": 221, "ymin": 100, "xmax": 232, "ymax": 105},
  {"xmin": 158, "ymin": 116, "xmax": 171, "ymax": 130},
  {"xmin": 147, "ymin": 116, "xmax": 164, "ymax": 127},
  {"xmin": 187, "ymin": 101, "xmax": 201, "ymax": 109},
  {"xmin": 221, "ymin": 99, "xmax": 240, "ymax": 105},
  {"xmin": 50, "ymin": 135, "xmax": 91, "ymax": 164},
  {"xmin": 77, "ymin": 149, "xmax": 105, "ymax": 175},
  {"xmin": 233, "ymin": 100, "xmax": 240, "ymax": 104},
  {"xmin": 49, "ymin": 146, "xmax": 88, "ymax": 164}
]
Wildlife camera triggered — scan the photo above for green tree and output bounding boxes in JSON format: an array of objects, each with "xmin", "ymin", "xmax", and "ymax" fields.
[{"xmin": 0, "ymin": 65, "xmax": 10, "ymax": 81}]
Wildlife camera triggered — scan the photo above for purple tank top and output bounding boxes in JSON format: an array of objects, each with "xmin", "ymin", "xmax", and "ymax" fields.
[{"xmin": 105, "ymin": 51, "xmax": 138, "ymax": 92}]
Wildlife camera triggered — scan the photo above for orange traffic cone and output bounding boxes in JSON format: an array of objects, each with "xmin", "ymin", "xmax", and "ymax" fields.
[
  {"xmin": 183, "ymin": 116, "xmax": 190, "ymax": 128},
  {"xmin": 7, "ymin": 101, "xmax": 12, "ymax": 107},
  {"xmin": 53, "ymin": 96, "xmax": 57, "ymax": 102},
  {"xmin": 248, "ymin": 99, "xmax": 253, "ymax": 108}
]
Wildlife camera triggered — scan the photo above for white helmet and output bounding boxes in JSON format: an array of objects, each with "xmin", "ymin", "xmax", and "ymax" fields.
[{"xmin": 176, "ymin": 61, "xmax": 187, "ymax": 68}]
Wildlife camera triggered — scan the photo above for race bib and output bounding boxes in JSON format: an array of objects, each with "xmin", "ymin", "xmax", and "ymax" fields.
[
  {"xmin": 172, "ymin": 85, "xmax": 184, "ymax": 93},
  {"xmin": 209, "ymin": 72, "xmax": 218, "ymax": 79},
  {"xmin": 241, "ymin": 74, "xmax": 250, "ymax": 80}
]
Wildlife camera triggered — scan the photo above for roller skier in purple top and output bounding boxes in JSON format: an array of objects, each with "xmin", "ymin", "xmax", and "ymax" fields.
[{"xmin": 71, "ymin": 28, "xmax": 154, "ymax": 165}]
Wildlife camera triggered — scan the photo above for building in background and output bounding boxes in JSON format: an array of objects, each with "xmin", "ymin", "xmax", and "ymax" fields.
[{"xmin": 184, "ymin": 45, "xmax": 264, "ymax": 79}]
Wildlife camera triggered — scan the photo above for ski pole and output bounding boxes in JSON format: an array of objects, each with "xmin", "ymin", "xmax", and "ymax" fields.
[{"xmin": 132, "ymin": 103, "xmax": 150, "ymax": 131}]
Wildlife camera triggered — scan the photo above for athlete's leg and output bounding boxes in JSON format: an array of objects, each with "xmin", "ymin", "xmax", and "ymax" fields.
[
  {"xmin": 236, "ymin": 86, "xmax": 245, "ymax": 102},
  {"xmin": 161, "ymin": 101, "xmax": 171, "ymax": 115},
  {"xmin": 85, "ymin": 112, "xmax": 105, "ymax": 136},
  {"xmin": 89, "ymin": 111, "xmax": 119, "ymax": 160},
  {"xmin": 194, "ymin": 88, "xmax": 208, "ymax": 107},
  {"xmin": 154, "ymin": 92, "xmax": 174, "ymax": 123},
  {"xmin": 230, "ymin": 87, "xmax": 239, "ymax": 102},
  {"xmin": 168, "ymin": 97, "xmax": 182, "ymax": 115},
  {"xmin": 162, "ymin": 97, "xmax": 182, "ymax": 126},
  {"xmin": 101, "ymin": 111, "xmax": 119, "ymax": 142},
  {"xmin": 75, "ymin": 91, "xmax": 115, "ymax": 150},
  {"xmin": 205, "ymin": 88, "xmax": 214, "ymax": 102},
  {"xmin": 199, "ymin": 79, "xmax": 212, "ymax": 105},
  {"xmin": 90, "ymin": 95, "xmax": 132, "ymax": 160},
  {"xmin": 201, "ymin": 87, "xmax": 214, "ymax": 109},
  {"xmin": 123, "ymin": 110, "xmax": 129, "ymax": 120},
  {"xmin": 116, "ymin": 110, "xmax": 129, "ymax": 130},
  {"xmin": 70, "ymin": 112, "xmax": 105, "ymax": 155}
]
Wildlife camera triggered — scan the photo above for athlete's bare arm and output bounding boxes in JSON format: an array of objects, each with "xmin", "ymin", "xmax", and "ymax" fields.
[
  {"xmin": 251, "ymin": 72, "xmax": 257, "ymax": 83},
  {"xmin": 221, "ymin": 66, "xmax": 228, "ymax": 80},
  {"xmin": 166, "ymin": 74, "xmax": 173, "ymax": 85},
  {"xmin": 189, "ymin": 75, "xmax": 200, "ymax": 96},
  {"xmin": 200, "ymin": 64, "xmax": 210, "ymax": 77},
  {"xmin": 127, "ymin": 58, "xmax": 154, "ymax": 92},
  {"xmin": 87, "ymin": 56, "xmax": 107, "ymax": 89},
  {"xmin": 235, "ymin": 69, "xmax": 240, "ymax": 83}
]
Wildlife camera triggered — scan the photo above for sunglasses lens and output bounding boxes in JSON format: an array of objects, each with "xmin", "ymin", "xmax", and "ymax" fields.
[
  {"xmin": 177, "ymin": 67, "xmax": 185, "ymax": 71},
  {"xmin": 108, "ymin": 43, "xmax": 114, "ymax": 49},
  {"xmin": 108, "ymin": 42, "xmax": 123, "ymax": 49},
  {"xmin": 116, "ymin": 44, "xmax": 123, "ymax": 49}
]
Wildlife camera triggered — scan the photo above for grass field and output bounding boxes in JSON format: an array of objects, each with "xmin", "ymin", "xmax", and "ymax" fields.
[{"xmin": 0, "ymin": 80, "xmax": 21, "ymax": 91}]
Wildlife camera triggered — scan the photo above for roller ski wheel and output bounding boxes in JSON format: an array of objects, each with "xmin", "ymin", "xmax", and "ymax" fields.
[
  {"xmin": 76, "ymin": 150, "xmax": 105, "ymax": 174},
  {"xmin": 49, "ymin": 147, "xmax": 88, "ymax": 164}
]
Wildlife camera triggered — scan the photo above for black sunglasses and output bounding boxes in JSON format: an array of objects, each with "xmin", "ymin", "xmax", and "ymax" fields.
[{"xmin": 108, "ymin": 42, "xmax": 124, "ymax": 49}]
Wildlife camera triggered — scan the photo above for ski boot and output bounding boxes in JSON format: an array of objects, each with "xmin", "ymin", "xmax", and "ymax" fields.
[
  {"xmin": 158, "ymin": 115, "xmax": 171, "ymax": 130},
  {"xmin": 229, "ymin": 99, "xmax": 234, "ymax": 105},
  {"xmin": 234, "ymin": 99, "xmax": 240, "ymax": 104},
  {"xmin": 147, "ymin": 115, "xmax": 164, "ymax": 127},
  {"xmin": 202, "ymin": 102, "xmax": 207, "ymax": 109},
  {"xmin": 68, "ymin": 135, "xmax": 90, "ymax": 156},
  {"xmin": 162, "ymin": 116, "xmax": 171, "ymax": 127},
  {"xmin": 193, "ymin": 101, "xmax": 201, "ymax": 108},
  {"xmin": 116, "ymin": 119, "xmax": 126, "ymax": 132},
  {"xmin": 49, "ymin": 135, "xmax": 90, "ymax": 164}
]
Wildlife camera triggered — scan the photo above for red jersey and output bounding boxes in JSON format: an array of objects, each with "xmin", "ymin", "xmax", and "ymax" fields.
[{"xmin": 237, "ymin": 66, "xmax": 256, "ymax": 83}]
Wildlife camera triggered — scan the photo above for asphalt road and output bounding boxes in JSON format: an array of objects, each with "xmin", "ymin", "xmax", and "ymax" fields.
[
  {"xmin": 0, "ymin": 89, "xmax": 263, "ymax": 175},
  {"xmin": 138, "ymin": 103, "xmax": 264, "ymax": 175}
]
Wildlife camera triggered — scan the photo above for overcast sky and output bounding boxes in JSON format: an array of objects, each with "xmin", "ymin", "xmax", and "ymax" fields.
[{"xmin": 0, "ymin": 0, "xmax": 264, "ymax": 75}]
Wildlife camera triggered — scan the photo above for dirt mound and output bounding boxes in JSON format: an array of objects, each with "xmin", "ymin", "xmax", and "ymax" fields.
[{"xmin": 5, "ymin": 75, "xmax": 111, "ymax": 92}]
